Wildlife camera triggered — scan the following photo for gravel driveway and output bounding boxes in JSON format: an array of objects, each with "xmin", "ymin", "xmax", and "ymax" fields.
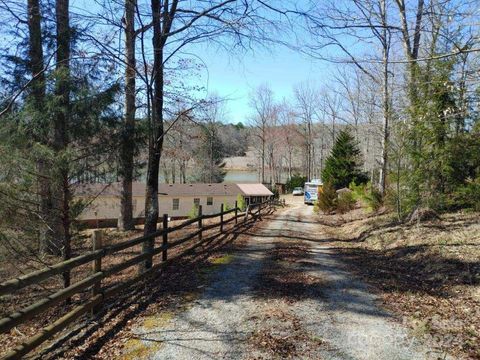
[{"xmin": 126, "ymin": 200, "xmax": 443, "ymax": 359}]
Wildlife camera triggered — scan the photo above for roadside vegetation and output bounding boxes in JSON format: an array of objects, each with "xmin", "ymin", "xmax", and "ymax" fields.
[
  {"xmin": 315, "ymin": 207, "xmax": 479, "ymax": 359},
  {"xmin": 313, "ymin": 129, "xmax": 479, "ymax": 358},
  {"xmin": 312, "ymin": 106, "xmax": 479, "ymax": 359}
]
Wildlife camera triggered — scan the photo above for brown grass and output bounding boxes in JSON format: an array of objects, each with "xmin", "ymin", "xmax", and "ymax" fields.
[{"xmin": 318, "ymin": 209, "xmax": 480, "ymax": 359}]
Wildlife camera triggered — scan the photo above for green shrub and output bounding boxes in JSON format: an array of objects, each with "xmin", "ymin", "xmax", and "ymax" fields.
[
  {"xmin": 315, "ymin": 181, "xmax": 337, "ymax": 214},
  {"xmin": 365, "ymin": 186, "xmax": 383, "ymax": 212},
  {"xmin": 349, "ymin": 181, "xmax": 383, "ymax": 212},
  {"xmin": 349, "ymin": 181, "xmax": 366, "ymax": 202},
  {"xmin": 188, "ymin": 205, "xmax": 199, "ymax": 219},
  {"xmin": 337, "ymin": 191, "xmax": 356, "ymax": 214},
  {"xmin": 223, "ymin": 200, "xmax": 231, "ymax": 211},
  {"xmin": 451, "ymin": 178, "xmax": 480, "ymax": 211},
  {"xmin": 236, "ymin": 194, "xmax": 246, "ymax": 211}
]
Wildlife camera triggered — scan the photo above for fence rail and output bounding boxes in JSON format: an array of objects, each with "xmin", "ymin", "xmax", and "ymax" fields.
[{"xmin": 0, "ymin": 198, "xmax": 276, "ymax": 360}]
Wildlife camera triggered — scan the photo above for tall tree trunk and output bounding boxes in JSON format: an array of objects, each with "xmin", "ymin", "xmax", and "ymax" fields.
[
  {"xmin": 171, "ymin": 159, "xmax": 176, "ymax": 183},
  {"xmin": 308, "ymin": 121, "xmax": 313, "ymax": 181},
  {"xmin": 118, "ymin": 0, "xmax": 137, "ymax": 231},
  {"xmin": 320, "ymin": 139, "xmax": 324, "ymax": 175},
  {"xmin": 311, "ymin": 143, "xmax": 315, "ymax": 179},
  {"xmin": 27, "ymin": 0, "xmax": 55, "ymax": 255},
  {"xmin": 27, "ymin": 0, "xmax": 45, "ymax": 109},
  {"xmin": 379, "ymin": 0, "xmax": 390, "ymax": 197},
  {"xmin": 270, "ymin": 150, "xmax": 275, "ymax": 188},
  {"xmin": 181, "ymin": 159, "xmax": 186, "ymax": 183},
  {"xmin": 55, "ymin": 0, "xmax": 71, "ymax": 287},
  {"xmin": 261, "ymin": 134, "xmax": 265, "ymax": 184},
  {"xmin": 288, "ymin": 150, "xmax": 292, "ymax": 179},
  {"xmin": 395, "ymin": 0, "xmax": 424, "ymax": 202},
  {"xmin": 143, "ymin": 0, "xmax": 177, "ymax": 269}
]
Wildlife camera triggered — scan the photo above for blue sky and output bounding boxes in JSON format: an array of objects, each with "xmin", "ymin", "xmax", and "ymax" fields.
[
  {"xmin": 191, "ymin": 43, "xmax": 331, "ymax": 124},
  {"xmin": 70, "ymin": 0, "xmax": 336, "ymax": 124}
]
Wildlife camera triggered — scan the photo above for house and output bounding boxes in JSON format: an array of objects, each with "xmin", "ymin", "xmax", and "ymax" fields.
[{"xmin": 74, "ymin": 182, "xmax": 273, "ymax": 227}]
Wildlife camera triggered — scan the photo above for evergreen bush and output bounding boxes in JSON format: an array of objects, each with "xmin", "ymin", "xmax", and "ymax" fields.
[
  {"xmin": 349, "ymin": 181, "xmax": 383, "ymax": 212},
  {"xmin": 315, "ymin": 182, "xmax": 337, "ymax": 214},
  {"xmin": 337, "ymin": 191, "xmax": 356, "ymax": 214},
  {"xmin": 286, "ymin": 174, "xmax": 307, "ymax": 192}
]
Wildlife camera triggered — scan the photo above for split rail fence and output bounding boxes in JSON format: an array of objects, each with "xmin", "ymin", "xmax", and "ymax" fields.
[{"xmin": 0, "ymin": 198, "xmax": 282, "ymax": 359}]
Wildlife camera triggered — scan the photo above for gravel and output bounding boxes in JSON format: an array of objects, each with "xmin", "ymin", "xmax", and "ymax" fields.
[{"xmin": 128, "ymin": 200, "xmax": 445, "ymax": 360}]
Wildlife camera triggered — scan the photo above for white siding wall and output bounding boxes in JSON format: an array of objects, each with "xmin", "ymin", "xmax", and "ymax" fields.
[
  {"xmin": 77, "ymin": 194, "xmax": 239, "ymax": 220},
  {"xmin": 76, "ymin": 196, "xmax": 118, "ymax": 220},
  {"xmin": 158, "ymin": 195, "xmax": 238, "ymax": 217}
]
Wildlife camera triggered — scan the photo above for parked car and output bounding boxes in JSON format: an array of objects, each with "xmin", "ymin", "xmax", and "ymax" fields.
[{"xmin": 292, "ymin": 187, "xmax": 304, "ymax": 196}]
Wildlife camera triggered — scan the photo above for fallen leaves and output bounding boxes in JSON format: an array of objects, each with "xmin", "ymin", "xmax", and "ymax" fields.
[{"xmin": 319, "ymin": 210, "xmax": 480, "ymax": 359}]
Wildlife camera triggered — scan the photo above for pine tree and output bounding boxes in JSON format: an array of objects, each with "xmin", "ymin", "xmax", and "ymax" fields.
[
  {"xmin": 401, "ymin": 59, "xmax": 480, "ymax": 212},
  {"xmin": 315, "ymin": 181, "xmax": 337, "ymax": 214},
  {"xmin": 192, "ymin": 123, "xmax": 226, "ymax": 183},
  {"xmin": 322, "ymin": 129, "xmax": 368, "ymax": 189}
]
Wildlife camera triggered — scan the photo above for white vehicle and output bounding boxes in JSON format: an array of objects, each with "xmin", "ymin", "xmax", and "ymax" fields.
[
  {"xmin": 304, "ymin": 179, "xmax": 323, "ymax": 205},
  {"xmin": 292, "ymin": 187, "xmax": 304, "ymax": 196}
]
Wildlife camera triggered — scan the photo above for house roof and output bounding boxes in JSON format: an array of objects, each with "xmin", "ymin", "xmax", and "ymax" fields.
[
  {"xmin": 158, "ymin": 183, "xmax": 240, "ymax": 197},
  {"xmin": 74, "ymin": 182, "xmax": 273, "ymax": 197},
  {"xmin": 73, "ymin": 182, "xmax": 146, "ymax": 197},
  {"xmin": 236, "ymin": 183, "xmax": 274, "ymax": 196}
]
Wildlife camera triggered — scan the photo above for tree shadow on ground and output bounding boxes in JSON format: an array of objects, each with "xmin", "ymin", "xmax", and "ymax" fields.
[
  {"xmin": 37, "ymin": 211, "xmax": 273, "ymax": 360},
  {"xmin": 120, "ymin": 239, "xmax": 393, "ymax": 356},
  {"xmin": 35, "ymin": 208, "xmax": 479, "ymax": 359},
  {"xmin": 324, "ymin": 213, "xmax": 480, "ymax": 299},
  {"xmin": 331, "ymin": 245, "xmax": 479, "ymax": 298}
]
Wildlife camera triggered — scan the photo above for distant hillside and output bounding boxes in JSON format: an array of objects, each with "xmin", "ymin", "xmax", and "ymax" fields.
[{"xmin": 223, "ymin": 148, "xmax": 257, "ymax": 171}]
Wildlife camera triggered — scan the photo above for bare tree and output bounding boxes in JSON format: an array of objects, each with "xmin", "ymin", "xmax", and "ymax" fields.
[
  {"xmin": 249, "ymin": 84, "xmax": 276, "ymax": 184},
  {"xmin": 139, "ymin": 1, "xmax": 281, "ymax": 256},
  {"xmin": 278, "ymin": 101, "xmax": 300, "ymax": 180},
  {"xmin": 294, "ymin": 82, "xmax": 319, "ymax": 181},
  {"xmin": 301, "ymin": 0, "xmax": 392, "ymax": 193}
]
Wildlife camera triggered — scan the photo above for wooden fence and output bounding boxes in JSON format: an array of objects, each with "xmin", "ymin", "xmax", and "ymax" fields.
[{"xmin": 0, "ymin": 199, "xmax": 281, "ymax": 359}]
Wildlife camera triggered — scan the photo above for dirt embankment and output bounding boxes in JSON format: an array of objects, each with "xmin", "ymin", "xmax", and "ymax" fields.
[{"xmin": 318, "ymin": 209, "xmax": 480, "ymax": 359}]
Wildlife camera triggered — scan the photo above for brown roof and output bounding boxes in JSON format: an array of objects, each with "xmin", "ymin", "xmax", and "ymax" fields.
[
  {"xmin": 158, "ymin": 183, "xmax": 240, "ymax": 197},
  {"xmin": 74, "ymin": 182, "xmax": 272, "ymax": 197},
  {"xmin": 236, "ymin": 183, "xmax": 274, "ymax": 196},
  {"xmin": 73, "ymin": 182, "xmax": 146, "ymax": 197}
]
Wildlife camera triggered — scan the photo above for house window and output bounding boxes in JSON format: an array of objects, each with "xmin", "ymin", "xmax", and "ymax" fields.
[
  {"xmin": 207, "ymin": 197, "xmax": 213, "ymax": 206},
  {"xmin": 194, "ymin": 198, "xmax": 200, "ymax": 207},
  {"xmin": 172, "ymin": 198, "xmax": 179, "ymax": 210}
]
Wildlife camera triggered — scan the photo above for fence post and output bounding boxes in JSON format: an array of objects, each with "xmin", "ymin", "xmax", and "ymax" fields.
[
  {"xmin": 162, "ymin": 214, "xmax": 168, "ymax": 261},
  {"xmin": 220, "ymin": 203, "xmax": 224, "ymax": 233},
  {"xmin": 244, "ymin": 205, "xmax": 249, "ymax": 223},
  {"xmin": 234, "ymin": 201, "xmax": 238, "ymax": 225},
  {"xmin": 198, "ymin": 205, "xmax": 203, "ymax": 242},
  {"xmin": 91, "ymin": 230, "xmax": 103, "ymax": 315}
]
